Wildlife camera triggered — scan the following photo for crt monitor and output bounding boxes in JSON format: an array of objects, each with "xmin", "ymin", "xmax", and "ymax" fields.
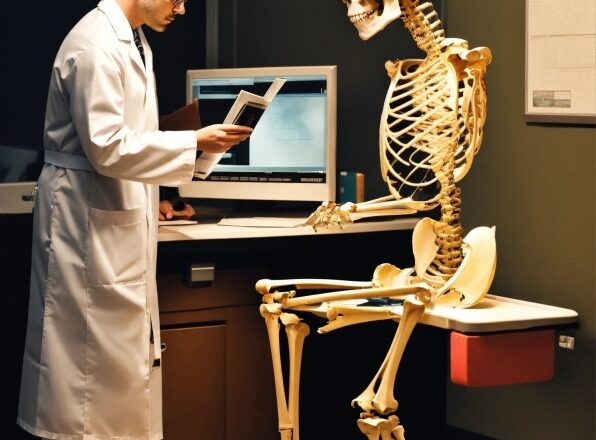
[{"xmin": 178, "ymin": 65, "xmax": 337, "ymax": 204}]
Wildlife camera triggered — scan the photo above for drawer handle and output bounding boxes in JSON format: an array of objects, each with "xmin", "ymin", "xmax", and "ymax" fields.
[{"xmin": 186, "ymin": 263, "xmax": 215, "ymax": 286}]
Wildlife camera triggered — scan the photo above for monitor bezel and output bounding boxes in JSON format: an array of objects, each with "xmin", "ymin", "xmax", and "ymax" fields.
[{"xmin": 179, "ymin": 65, "xmax": 337, "ymax": 203}]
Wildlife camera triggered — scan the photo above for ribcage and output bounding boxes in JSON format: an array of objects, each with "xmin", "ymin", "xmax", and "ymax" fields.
[{"xmin": 380, "ymin": 57, "xmax": 473, "ymax": 207}]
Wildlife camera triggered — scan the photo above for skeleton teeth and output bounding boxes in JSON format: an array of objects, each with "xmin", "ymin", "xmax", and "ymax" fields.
[{"xmin": 349, "ymin": 8, "xmax": 379, "ymax": 24}]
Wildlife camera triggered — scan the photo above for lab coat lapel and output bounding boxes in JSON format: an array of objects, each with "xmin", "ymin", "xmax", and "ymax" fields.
[
  {"xmin": 129, "ymin": 38, "xmax": 147, "ymax": 74},
  {"xmin": 138, "ymin": 27, "xmax": 153, "ymax": 74},
  {"xmin": 99, "ymin": 0, "xmax": 147, "ymax": 78},
  {"xmin": 136, "ymin": 26, "xmax": 156, "ymax": 111}
]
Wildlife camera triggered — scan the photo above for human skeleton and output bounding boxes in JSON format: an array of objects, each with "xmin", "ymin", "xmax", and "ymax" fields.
[{"xmin": 257, "ymin": 1, "xmax": 495, "ymax": 439}]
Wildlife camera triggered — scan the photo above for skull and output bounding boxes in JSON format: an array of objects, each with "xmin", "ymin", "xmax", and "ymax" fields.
[{"xmin": 342, "ymin": 0, "xmax": 402, "ymax": 40}]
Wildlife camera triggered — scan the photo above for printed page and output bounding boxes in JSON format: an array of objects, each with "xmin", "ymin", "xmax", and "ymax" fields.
[
  {"xmin": 194, "ymin": 77, "xmax": 287, "ymax": 178},
  {"xmin": 526, "ymin": 0, "xmax": 595, "ymax": 119}
]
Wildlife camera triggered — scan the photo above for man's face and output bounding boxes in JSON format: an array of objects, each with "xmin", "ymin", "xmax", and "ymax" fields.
[
  {"xmin": 139, "ymin": 0, "xmax": 185, "ymax": 33},
  {"xmin": 341, "ymin": 0, "xmax": 402, "ymax": 40}
]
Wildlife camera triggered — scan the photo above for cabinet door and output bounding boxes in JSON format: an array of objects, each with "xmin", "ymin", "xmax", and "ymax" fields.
[
  {"xmin": 158, "ymin": 264, "xmax": 279, "ymax": 440},
  {"xmin": 161, "ymin": 324, "xmax": 226, "ymax": 440}
]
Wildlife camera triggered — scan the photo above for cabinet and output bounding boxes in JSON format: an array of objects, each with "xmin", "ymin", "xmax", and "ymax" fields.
[{"xmin": 157, "ymin": 268, "xmax": 278, "ymax": 440}]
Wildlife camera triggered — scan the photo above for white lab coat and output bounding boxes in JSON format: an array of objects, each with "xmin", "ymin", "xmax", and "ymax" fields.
[{"xmin": 17, "ymin": 1, "xmax": 197, "ymax": 439}]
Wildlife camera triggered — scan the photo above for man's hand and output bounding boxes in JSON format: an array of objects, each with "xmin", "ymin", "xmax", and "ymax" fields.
[
  {"xmin": 159, "ymin": 199, "xmax": 196, "ymax": 221},
  {"xmin": 195, "ymin": 124, "xmax": 253, "ymax": 153}
]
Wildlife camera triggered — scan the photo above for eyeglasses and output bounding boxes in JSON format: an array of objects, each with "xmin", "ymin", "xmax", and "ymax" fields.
[{"xmin": 173, "ymin": 0, "xmax": 187, "ymax": 7}]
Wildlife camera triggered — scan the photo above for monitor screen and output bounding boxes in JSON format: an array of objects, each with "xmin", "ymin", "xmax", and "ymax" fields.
[{"xmin": 178, "ymin": 66, "xmax": 337, "ymax": 204}]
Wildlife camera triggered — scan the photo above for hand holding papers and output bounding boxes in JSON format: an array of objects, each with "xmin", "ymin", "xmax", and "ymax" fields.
[{"xmin": 194, "ymin": 77, "xmax": 287, "ymax": 178}]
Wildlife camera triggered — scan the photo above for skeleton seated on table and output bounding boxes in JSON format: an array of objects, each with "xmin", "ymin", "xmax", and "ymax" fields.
[{"xmin": 257, "ymin": 1, "xmax": 495, "ymax": 439}]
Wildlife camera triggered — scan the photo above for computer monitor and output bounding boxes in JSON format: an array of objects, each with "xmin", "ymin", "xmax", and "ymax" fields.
[
  {"xmin": 178, "ymin": 65, "xmax": 337, "ymax": 206},
  {"xmin": 0, "ymin": 145, "xmax": 42, "ymax": 214}
]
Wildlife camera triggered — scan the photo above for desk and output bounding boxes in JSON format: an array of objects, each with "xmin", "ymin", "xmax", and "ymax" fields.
[
  {"xmin": 157, "ymin": 216, "xmax": 420, "ymax": 241},
  {"xmin": 155, "ymin": 217, "xmax": 578, "ymax": 439}
]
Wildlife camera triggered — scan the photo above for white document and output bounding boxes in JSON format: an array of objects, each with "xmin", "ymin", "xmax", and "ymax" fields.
[
  {"xmin": 217, "ymin": 216, "xmax": 308, "ymax": 228},
  {"xmin": 193, "ymin": 77, "xmax": 287, "ymax": 178},
  {"xmin": 526, "ymin": 0, "xmax": 596, "ymax": 120}
]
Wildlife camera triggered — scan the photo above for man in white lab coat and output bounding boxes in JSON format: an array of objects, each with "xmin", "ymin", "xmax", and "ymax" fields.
[{"xmin": 17, "ymin": 1, "xmax": 252, "ymax": 439}]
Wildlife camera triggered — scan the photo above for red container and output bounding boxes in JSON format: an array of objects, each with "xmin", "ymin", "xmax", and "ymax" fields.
[{"xmin": 450, "ymin": 329, "xmax": 555, "ymax": 387}]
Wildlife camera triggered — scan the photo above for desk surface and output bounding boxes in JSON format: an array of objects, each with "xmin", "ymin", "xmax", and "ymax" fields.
[
  {"xmin": 158, "ymin": 216, "xmax": 420, "ymax": 242},
  {"xmin": 422, "ymin": 294, "xmax": 578, "ymax": 332}
]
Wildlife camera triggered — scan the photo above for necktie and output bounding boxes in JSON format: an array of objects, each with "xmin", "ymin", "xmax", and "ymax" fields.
[{"xmin": 132, "ymin": 27, "xmax": 145, "ymax": 66}]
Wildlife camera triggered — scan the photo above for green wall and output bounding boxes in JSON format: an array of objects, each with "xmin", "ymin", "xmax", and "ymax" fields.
[
  {"xmin": 446, "ymin": 2, "xmax": 595, "ymax": 439},
  {"xmin": 230, "ymin": 1, "xmax": 595, "ymax": 438}
]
